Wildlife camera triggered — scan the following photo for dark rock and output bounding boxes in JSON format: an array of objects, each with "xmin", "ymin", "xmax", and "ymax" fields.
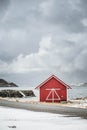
[
  {"xmin": 0, "ymin": 79, "xmax": 8, "ymax": 84},
  {"xmin": 75, "ymin": 97, "xmax": 83, "ymax": 100},
  {"xmin": 8, "ymin": 82, "xmax": 18, "ymax": 87},
  {"xmin": 75, "ymin": 97, "xmax": 87, "ymax": 100},
  {"xmin": 21, "ymin": 90, "xmax": 35, "ymax": 97},
  {"xmin": 8, "ymin": 125, "xmax": 16, "ymax": 128},
  {"xmin": 0, "ymin": 90, "xmax": 23, "ymax": 98},
  {"xmin": 0, "ymin": 89, "xmax": 35, "ymax": 98},
  {"xmin": 0, "ymin": 79, "xmax": 8, "ymax": 87},
  {"xmin": 81, "ymin": 83, "xmax": 87, "ymax": 87},
  {"xmin": 0, "ymin": 79, "xmax": 18, "ymax": 87}
]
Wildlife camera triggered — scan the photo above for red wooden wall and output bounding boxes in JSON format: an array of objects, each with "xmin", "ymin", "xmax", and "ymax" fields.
[{"xmin": 40, "ymin": 77, "xmax": 67, "ymax": 102}]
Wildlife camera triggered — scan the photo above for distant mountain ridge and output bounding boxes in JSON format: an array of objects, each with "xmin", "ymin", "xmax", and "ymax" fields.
[
  {"xmin": 79, "ymin": 82, "xmax": 87, "ymax": 87},
  {"xmin": 0, "ymin": 79, "xmax": 18, "ymax": 87}
]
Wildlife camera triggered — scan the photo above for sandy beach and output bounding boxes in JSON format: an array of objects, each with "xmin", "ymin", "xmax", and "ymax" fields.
[{"xmin": 0, "ymin": 99, "xmax": 87, "ymax": 119}]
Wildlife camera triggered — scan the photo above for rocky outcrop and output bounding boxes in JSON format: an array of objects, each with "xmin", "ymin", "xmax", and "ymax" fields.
[
  {"xmin": 8, "ymin": 82, "xmax": 18, "ymax": 87},
  {"xmin": 21, "ymin": 90, "xmax": 35, "ymax": 97},
  {"xmin": 0, "ymin": 79, "xmax": 8, "ymax": 87},
  {"xmin": 0, "ymin": 90, "xmax": 35, "ymax": 98},
  {"xmin": 80, "ymin": 83, "xmax": 87, "ymax": 87},
  {"xmin": 0, "ymin": 79, "xmax": 18, "ymax": 87},
  {"xmin": 75, "ymin": 97, "xmax": 87, "ymax": 100}
]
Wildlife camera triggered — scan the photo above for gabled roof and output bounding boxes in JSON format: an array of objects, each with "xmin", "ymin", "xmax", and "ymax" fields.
[{"xmin": 35, "ymin": 75, "xmax": 72, "ymax": 89}]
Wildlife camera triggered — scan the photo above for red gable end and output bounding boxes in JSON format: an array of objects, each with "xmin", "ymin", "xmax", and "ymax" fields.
[{"xmin": 35, "ymin": 75, "xmax": 71, "ymax": 89}]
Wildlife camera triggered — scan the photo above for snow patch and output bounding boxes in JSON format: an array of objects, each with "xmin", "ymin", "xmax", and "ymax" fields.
[{"xmin": 0, "ymin": 106, "xmax": 87, "ymax": 130}]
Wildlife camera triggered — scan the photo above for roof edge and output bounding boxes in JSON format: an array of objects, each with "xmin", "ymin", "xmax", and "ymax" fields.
[{"xmin": 35, "ymin": 75, "xmax": 72, "ymax": 89}]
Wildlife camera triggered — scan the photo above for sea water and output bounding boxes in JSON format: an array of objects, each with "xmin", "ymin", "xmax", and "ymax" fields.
[{"xmin": 68, "ymin": 85, "xmax": 87, "ymax": 99}]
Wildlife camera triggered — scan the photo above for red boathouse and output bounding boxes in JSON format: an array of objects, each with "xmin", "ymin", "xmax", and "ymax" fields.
[{"xmin": 35, "ymin": 75, "xmax": 71, "ymax": 102}]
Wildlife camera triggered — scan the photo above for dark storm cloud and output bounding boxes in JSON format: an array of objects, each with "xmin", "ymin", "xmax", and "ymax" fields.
[
  {"xmin": 0, "ymin": 0, "xmax": 42, "ymax": 62},
  {"xmin": 0, "ymin": 0, "xmax": 41, "ymax": 29},
  {"xmin": 39, "ymin": 0, "xmax": 87, "ymax": 32},
  {"xmin": 80, "ymin": 0, "xmax": 87, "ymax": 13},
  {"xmin": 0, "ymin": 0, "xmax": 10, "ymax": 19}
]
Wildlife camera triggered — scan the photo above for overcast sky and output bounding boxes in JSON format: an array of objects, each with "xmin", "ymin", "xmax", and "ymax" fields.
[{"xmin": 0, "ymin": 0, "xmax": 87, "ymax": 87}]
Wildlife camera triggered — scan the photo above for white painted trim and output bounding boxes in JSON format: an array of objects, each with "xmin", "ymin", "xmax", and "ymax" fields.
[{"xmin": 46, "ymin": 88, "xmax": 61, "ymax": 102}]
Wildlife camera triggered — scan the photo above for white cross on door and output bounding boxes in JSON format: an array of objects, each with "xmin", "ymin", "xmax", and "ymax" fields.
[{"xmin": 46, "ymin": 88, "xmax": 61, "ymax": 102}]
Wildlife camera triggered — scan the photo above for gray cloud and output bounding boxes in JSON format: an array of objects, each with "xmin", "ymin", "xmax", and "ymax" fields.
[
  {"xmin": 0, "ymin": 0, "xmax": 87, "ymax": 85},
  {"xmin": 0, "ymin": 0, "xmax": 41, "ymax": 28},
  {"xmin": 0, "ymin": 0, "xmax": 10, "ymax": 19},
  {"xmin": 0, "ymin": 0, "xmax": 46, "ymax": 62},
  {"xmin": 0, "ymin": 35, "xmax": 87, "ymax": 83},
  {"xmin": 39, "ymin": 0, "xmax": 87, "ymax": 32}
]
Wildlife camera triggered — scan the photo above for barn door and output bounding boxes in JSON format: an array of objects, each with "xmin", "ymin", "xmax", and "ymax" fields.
[{"xmin": 46, "ymin": 88, "xmax": 61, "ymax": 102}]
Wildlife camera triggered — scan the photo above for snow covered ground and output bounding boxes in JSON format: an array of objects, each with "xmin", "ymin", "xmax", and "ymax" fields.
[{"xmin": 0, "ymin": 106, "xmax": 87, "ymax": 130}]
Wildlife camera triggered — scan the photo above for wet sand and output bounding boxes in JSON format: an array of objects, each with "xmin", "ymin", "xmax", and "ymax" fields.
[{"xmin": 0, "ymin": 99, "xmax": 87, "ymax": 119}]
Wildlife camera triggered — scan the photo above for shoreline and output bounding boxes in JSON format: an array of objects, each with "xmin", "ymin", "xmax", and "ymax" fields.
[
  {"xmin": 0, "ymin": 99, "xmax": 87, "ymax": 119},
  {"xmin": 0, "ymin": 96, "xmax": 87, "ymax": 108}
]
